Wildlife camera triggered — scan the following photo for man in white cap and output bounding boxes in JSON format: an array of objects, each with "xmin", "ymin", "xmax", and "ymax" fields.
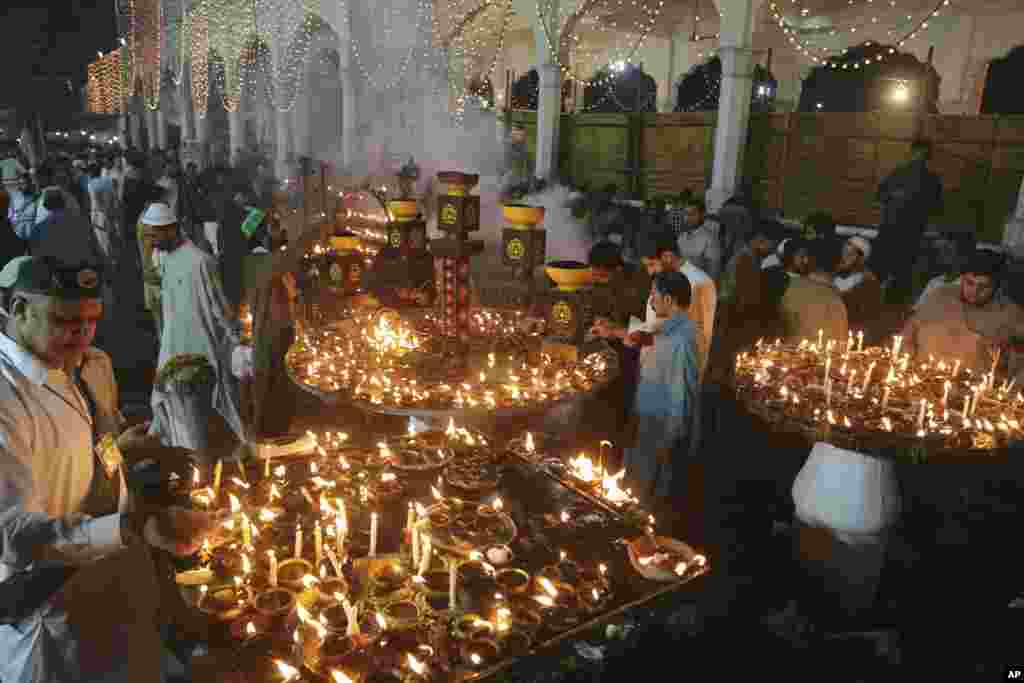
[
  {"xmin": 0, "ymin": 255, "xmax": 222, "ymax": 682},
  {"xmin": 139, "ymin": 202, "xmax": 173, "ymax": 338},
  {"xmin": 148, "ymin": 203, "xmax": 246, "ymax": 454},
  {"xmin": 833, "ymin": 236, "xmax": 882, "ymax": 337}
]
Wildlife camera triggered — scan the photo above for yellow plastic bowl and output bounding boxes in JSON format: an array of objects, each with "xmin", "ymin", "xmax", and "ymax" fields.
[
  {"xmin": 330, "ymin": 236, "xmax": 361, "ymax": 251},
  {"xmin": 503, "ymin": 204, "xmax": 546, "ymax": 226},
  {"xmin": 387, "ymin": 200, "xmax": 419, "ymax": 221},
  {"xmin": 545, "ymin": 261, "xmax": 593, "ymax": 292}
]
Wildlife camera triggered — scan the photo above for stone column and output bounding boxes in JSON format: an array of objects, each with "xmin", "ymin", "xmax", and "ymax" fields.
[
  {"xmin": 533, "ymin": 0, "xmax": 561, "ymax": 181},
  {"xmin": 156, "ymin": 109, "xmax": 169, "ymax": 149},
  {"xmin": 129, "ymin": 112, "xmax": 142, "ymax": 149},
  {"xmin": 228, "ymin": 108, "xmax": 244, "ymax": 167},
  {"xmin": 275, "ymin": 107, "xmax": 292, "ymax": 181},
  {"xmin": 145, "ymin": 109, "xmax": 159, "ymax": 150},
  {"xmin": 706, "ymin": 0, "xmax": 761, "ymax": 212},
  {"xmin": 338, "ymin": 6, "xmax": 359, "ymax": 173}
]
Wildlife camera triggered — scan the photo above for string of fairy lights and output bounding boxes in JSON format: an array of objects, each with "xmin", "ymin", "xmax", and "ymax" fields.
[
  {"xmin": 341, "ymin": 0, "xmax": 430, "ymax": 91},
  {"xmin": 190, "ymin": 0, "xmax": 211, "ymax": 118},
  {"xmin": 771, "ymin": 0, "xmax": 952, "ymax": 67},
  {"xmin": 131, "ymin": 0, "xmax": 163, "ymax": 110},
  {"xmin": 442, "ymin": 0, "xmax": 512, "ymax": 121},
  {"xmin": 536, "ymin": 0, "xmax": 664, "ymax": 88}
]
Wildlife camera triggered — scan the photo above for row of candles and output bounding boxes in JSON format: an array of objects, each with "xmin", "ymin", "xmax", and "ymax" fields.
[{"xmin": 741, "ymin": 332, "xmax": 1024, "ymax": 442}]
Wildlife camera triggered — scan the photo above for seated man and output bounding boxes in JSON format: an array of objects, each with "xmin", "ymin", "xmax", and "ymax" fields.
[
  {"xmin": 833, "ymin": 236, "xmax": 882, "ymax": 336},
  {"xmin": 902, "ymin": 249, "xmax": 1024, "ymax": 378},
  {"xmin": 778, "ymin": 238, "xmax": 849, "ymax": 344},
  {"xmin": 624, "ymin": 271, "xmax": 700, "ymax": 510}
]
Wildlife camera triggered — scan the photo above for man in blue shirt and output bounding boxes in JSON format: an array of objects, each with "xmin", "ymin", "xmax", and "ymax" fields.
[{"xmin": 624, "ymin": 270, "xmax": 700, "ymax": 509}]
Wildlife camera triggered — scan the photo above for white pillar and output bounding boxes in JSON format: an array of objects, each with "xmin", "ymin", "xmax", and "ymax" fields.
[
  {"xmin": 533, "ymin": 0, "xmax": 561, "ymax": 181},
  {"xmin": 275, "ymin": 107, "xmax": 292, "ymax": 181},
  {"xmin": 228, "ymin": 108, "xmax": 244, "ymax": 167},
  {"xmin": 334, "ymin": 5, "xmax": 359, "ymax": 173},
  {"xmin": 156, "ymin": 109, "xmax": 169, "ymax": 149},
  {"xmin": 145, "ymin": 109, "xmax": 159, "ymax": 150},
  {"xmin": 707, "ymin": 0, "xmax": 762, "ymax": 212},
  {"xmin": 129, "ymin": 113, "xmax": 142, "ymax": 149}
]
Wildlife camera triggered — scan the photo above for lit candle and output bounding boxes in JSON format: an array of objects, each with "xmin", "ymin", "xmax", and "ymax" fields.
[
  {"xmin": 823, "ymin": 354, "xmax": 831, "ymax": 387},
  {"xmin": 861, "ymin": 361, "xmax": 875, "ymax": 394},
  {"xmin": 882, "ymin": 386, "xmax": 891, "ymax": 411},
  {"xmin": 314, "ymin": 521, "xmax": 323, "ymax": 569},
  {"xmin": 817, "ymin": 329, "xmax": 823, "ymax": 349},
  {"xmin": 891, "ymin": 335, "xmax": 902, "ymax": 359},
  {"xmin": 962, "ymin": 394, "xmax": 970, "ymax": 418},
  {"xmin": 418, "ymin": 537, "xmax": 432, "ymax": 576},
  {"xmin": 952, "ymin": 359, "xmax": 961, "ymax": 377},
  {"xmin": 411, "ymin": 524, "xmax": 420, "ymax": 568},
  {"xmin": 268, "ymin": 550, "xmax": 278, "ymax": 587},
  {"xmin": 241, "ymin": 513, "xmax": 252, "ymax": 547},
  {"xmin": 599, "ymin": 440, "xmax": 612, "ymax": 478},
  {"xmin": 263, "ymin": 454, "xmax": 271, "ymax": 480},
  {"xmin": 847, "ymin": 369, "xmax": 857, "ymax": 396},
  {"xmin": 369, "ymin": 512, "xmax": 378, "ymax": 558},
  {"xmin": 846, "ymin": 331, "xmax": 854, "ymax": 355},
  {"xmin": 942, "ymin": 380, "xmax": 951, "ymax": 407},
  {"xmin": 294, "ymin": 524, "xmax": 303, "ymax": 560},
  {"xmin": 449, "ymin": 561, "xmax": 457, "ymax": 610},
  {"xmin": 212, "ymin": 459, "xmax": 223, "ymax": 496},
  {"xmin": 916, "ymin": 398, "xmax": 927, "ymax": 430},
  {"xmin": 406, "ymin": 502, "xmax": 415, "ymax": 537},
  {"xmin": 856, "ymin": 330, "xmax": 864, "ymax": 353}
]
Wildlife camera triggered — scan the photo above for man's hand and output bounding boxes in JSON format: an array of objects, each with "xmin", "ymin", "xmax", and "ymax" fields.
[
  {"xmin": 117, "ymin": 421, "xmax": 158, "ymax": 453},
  {"xmin": 144, "ymin": 507, "xmax": 229, "ymax": 557},
  {"xmin": 626, "ymin": 331, "xmax": 654, "ymax": 348}
]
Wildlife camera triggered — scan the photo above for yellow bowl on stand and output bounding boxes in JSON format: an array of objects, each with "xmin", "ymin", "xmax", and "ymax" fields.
[
  {"xmin": 387, "ymin": 200, "xmax": 419, "ymax": 222},
  {"xmin": 502, "ymin": 204, "xmax": 545, "ymax": 227},
  {"xmin": 545, "ymin": 261, "xmax": 594, "ymax": 292}
]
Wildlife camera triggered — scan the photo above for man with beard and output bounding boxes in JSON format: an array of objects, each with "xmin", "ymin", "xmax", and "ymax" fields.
[
  {"xmin": 147, "ymin": 204, "xmax": 246, "ymax": 453},
  {"xmin": 676, "ymin": 198, "xmax": 722, "ymax": 282},
  {"xmin": 901, "ymin": 249, "xmax": 1024, "ymax": 378},
  {"xmin": 777, "ymin": 238, "xmax": 848, "ymax": 344},
  {"xmin": 833, "ymin": 236, "xmax": 882, "ymax": 336}
]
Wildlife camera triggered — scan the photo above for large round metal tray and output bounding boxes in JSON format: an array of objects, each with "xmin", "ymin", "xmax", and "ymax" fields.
[{"xmin": 415, "ymin": 503, "xmax": 517, "ymax": 558}]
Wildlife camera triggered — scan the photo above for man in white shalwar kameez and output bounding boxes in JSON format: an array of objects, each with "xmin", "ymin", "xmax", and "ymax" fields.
[{"xmin": 145, "ymin": 204, "xmax": 245, "ymax": 452}]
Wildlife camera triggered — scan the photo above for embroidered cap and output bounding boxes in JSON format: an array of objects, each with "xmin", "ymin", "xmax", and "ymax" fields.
[
  {"xmin": 0, "ymin": 256, "xmax": 105, "ymax": 299},
  {"xmin": 140, "ymin": 202, "xmax": 177, "ymax": 226}
]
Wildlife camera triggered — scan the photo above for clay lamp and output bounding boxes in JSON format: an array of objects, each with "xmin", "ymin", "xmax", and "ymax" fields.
[
  {"xmin": 319, "ymin": 602, "xmax": 351, "ymax": 635},
  {"xmin": 211, "ymin": 545, "xmax": 246, "ymax": 576},
  {"xmin": 459, "ymin": 638, "xmax": 500, "ymax": 671},
  {"xmin": 278, "ymin": 559, "xmax": 316, "ymax": 591},
  {"xmin": 505, "ymin": 601, "xmax": 542, "ymax": 633},
  {"xmin": 579, "ymin": 582, "xmax": 611, "ymax": 614},
  {"xmin": 426, "ymin": 509, "xmax": 451, "ymax": 529},
  {"xmin": 554, "ymin": 555, "xmax": 582, "ymax": 584},
  {"xmin": 457, "ymin": 561, "xmax": 495, "ymax": 594},
  {"xmin": 453, "ymin": 613, "xmax": 487, "ymax": 641},
  {"xmin": 189, "ymin": 486, "xmax": 218, "ymax": 511},
  {"xmin": 370, "ymin": 563, "xmax": 408, "ymax": 597},
  {"xmin": 198, "ymin": 579, "xmax": 252, "ymax": 622},
  {"xmin": 579, "ymin": 562, "xmax": 610, "ymax": 589},
  {"xmin": 382, "ymin": 599, "xmax": 422, "ymax": 630},
  {"xmin": 493, "ymin": 569, "xmax": 530, "ymax": 595},
  {"xmin": 318, "ymin": 578, "xmax": 349, "ymax": 606},
  {"xmin": 484, "ymin": 546, "xmax": 513, "ymax": 567},
  {"xmin": 372, "ymin": 625, "xmax": 427, "ymax": 671},
  {"xmin": 252, "ymin": 587, "xmax": 299, "ymax": 633},
  {"xmin": 317, "ymin": 633, "xmax": 359, "ymax": 671},
  {"xmin": 230, "ymin": 611, "xmax": 272, "ymax": 642}
]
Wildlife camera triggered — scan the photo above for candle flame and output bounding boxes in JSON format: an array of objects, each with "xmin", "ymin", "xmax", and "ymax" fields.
[
  {"xmin": 269, "ymin": 483, "xmax": 282, "ymax": 501},
  {"xmin": 538, "ymin": 577, "xmax": 558, "ymax": 598},
  {"xmin": 241, "ymin": 553, "xmax": 251, "ymax": 574},
  {"xmin": 331, "ymin": 671, "xmax": 354, "ymax": 683},
  {"xmin": 560, "ymin": 510, "xmax": 570, "ymax": 524},
  {"xmin": 599, "ymin": 563, "xmax": 607, "ymax": 575},
  {"xmin": 228, "ymin": 493, "xmax": 241, "ymax": 514},
  {"xmin": 408, "ymin": 418, "xmax": 417, "ymax": 437},
  {"xmin": 524, "ymin": 432, "xmax": 535, "ymax": 453},
  {"xmin": 310, "ymin": 461, "xmax": 319, "ymax": 475},
  {"xmin": 246, "ymin": 621, "xmax": 256, "ymax": 636},
  {"xmin": 273, "ymin": 465, "xmax": 287, "ymax": 479},
  {"xmin": 592, "ymin": 588, "xmax": 601, "ymax": 600},
  {"xmin": 534, "ymin": 595, "xmax": 555, "ymax": 608},
  {"xmin": 192, "ymin": 466, "xmax": 200, "ymax": 486},
  {"xmin": 274, "ymin": 660, "xmax": 300, "ymax": 681},
  {"xmin": 493, "ymin": 497, "xmax": 503, "ymax": 512},
  {"xmin": 431, "ymin": 486, "xmax": 442, "ymax": 501},
  {"xmin": 446, "ymin": 417, "xmax": 456, "ymax": 436},
  {"xmin": 471, "ymin": 653, "xmax": 483, "ymax": 665},
  {"xmin": 297, "ymin": 603, "xmax": 312, "ymax": 624},
  {"xmin": 376, "ymin": 612, "xmax": 387, "ymax": 630},
  {"xmin": 674, "ymin": 562, "xmax": 688, "ymax": 576},
  {"xmin": 408, "ymin": 654, "xmax": 427, "ymax": 675},
  {"xmin": 301, "ymin": 574, "xmax": 319, "ymax": 589}
]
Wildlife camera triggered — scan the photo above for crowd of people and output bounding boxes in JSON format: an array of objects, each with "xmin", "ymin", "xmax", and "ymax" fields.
[{"xmin": 0, "ymin": 133, "xmax": 1019, "ymax": 680}]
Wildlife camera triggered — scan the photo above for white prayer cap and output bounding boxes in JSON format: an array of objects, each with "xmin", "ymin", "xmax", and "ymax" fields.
[
  {"xmin": 776, "ymin": 238, "xmax": 790, "ymax": 256},
  {"xmin": 847, "ymin": 236, "xmax": 871, "ymax": 260},
  {"xmin": 141, "ymin": 202, "xmax": 177, "ymax": 226}
]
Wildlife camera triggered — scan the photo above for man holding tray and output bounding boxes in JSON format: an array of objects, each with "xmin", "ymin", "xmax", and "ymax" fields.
[{"xmin": 0, "ymin": 255, "xmax": 223, "ymax": 682}]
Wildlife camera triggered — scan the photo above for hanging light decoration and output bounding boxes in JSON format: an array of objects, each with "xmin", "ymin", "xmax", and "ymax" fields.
[
  {"xmin": 207, "ymin": 0, "xmax": 255, "ymax": 112},
  {"xmin": 770, "ymin": 0, "xmax": 950, "ymax": 67},
  {"xmin": 440, "ymin": 0, "xmax": 512, "ymax": 121},
  {"xmin": 190, "ymin": 0, "xmax": 211, "ymax": 118},
  {"xmin": 166, "ymin": 0, "xmax": 188, "ymax": 87},
  {"xmin": 535, "ymin": 0, "xmax": 664, "ymax": 88},
  {"xmin": 341, "ymin": 0, "xmax": 430, "ymax": 91},
  {"xmin": 131, "ymin": 0, "xmax": 163, "ymax": 111},
  {"xmin": 256, "ymin": 0, "xmax": 323, "ymax": 112}
]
